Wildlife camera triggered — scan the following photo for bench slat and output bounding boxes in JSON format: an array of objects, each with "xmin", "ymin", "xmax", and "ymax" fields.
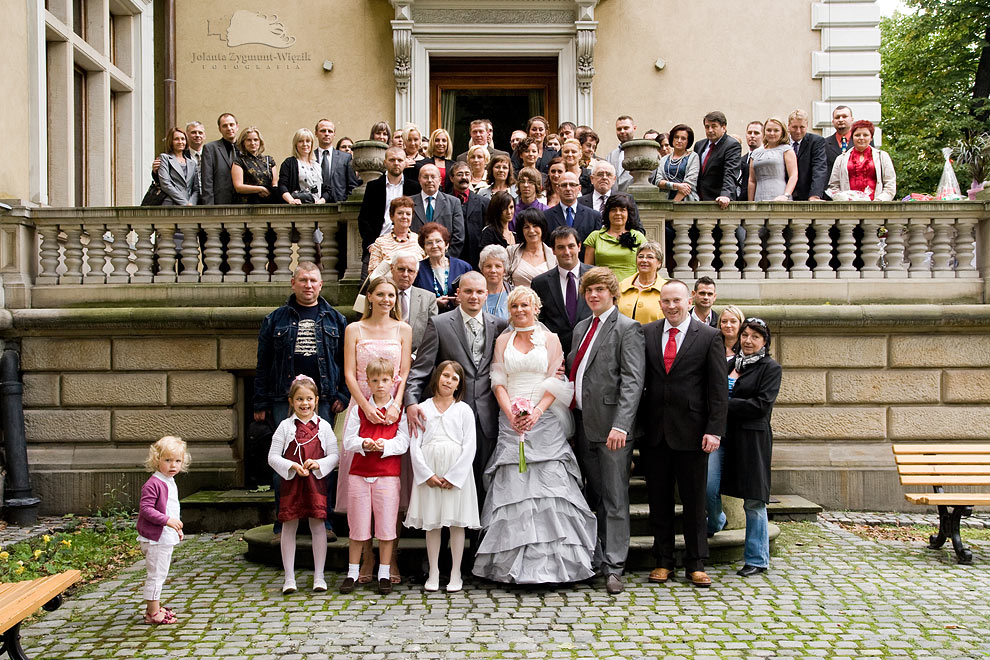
[
  {"xmin": 899, "ymin": 475, "xmax": 990, "ymax": 486},
  {"xmin": 895, "ymin": 455, "xmax": 990, "ymax": 465},
  {"xmin": 0, "ymin": 570, "xmax": 81, "ymax": 634},
  {"xmin": 897, "ymin": 465, "xmax": 990, "ymax": 476},
  {"xmin": 904, "ymin": 493, "xmax": 990, "ymax": 506},
  {"xmin": 893, "ymin": 443, "xmax": 990, "ymax": 455}
]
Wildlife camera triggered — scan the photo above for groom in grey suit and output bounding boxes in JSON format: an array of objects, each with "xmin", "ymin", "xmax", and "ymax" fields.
[
  {"xmin": 567, "ymin": 267, "xmax": 645, "ymax": 594},
  {"xmin": 404, "ymin": 271, "xmax": 508, "ymax": 499}
]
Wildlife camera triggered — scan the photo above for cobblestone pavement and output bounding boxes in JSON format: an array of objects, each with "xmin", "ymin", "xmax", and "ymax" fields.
[
  {"xmin": 821, "ymin": 510, "xmax": 990, "ymax": 529},
  {"xmin": 21, "ymin": 521, "xmax": 990, "ymax": 660}
]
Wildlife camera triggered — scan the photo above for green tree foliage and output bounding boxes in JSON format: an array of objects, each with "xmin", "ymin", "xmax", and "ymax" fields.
[{"xmin": 880, "ymin": 0, "xmax": 990, "ymax": 194}]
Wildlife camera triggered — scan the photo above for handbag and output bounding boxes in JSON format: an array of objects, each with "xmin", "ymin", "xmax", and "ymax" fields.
[
  {"xmin": 140, "ymin": 179, "xmax": 167, "ymax": 206},
  {"xmin": 291, "ymin": 191, "xmax": 316, "ymax": 204}
]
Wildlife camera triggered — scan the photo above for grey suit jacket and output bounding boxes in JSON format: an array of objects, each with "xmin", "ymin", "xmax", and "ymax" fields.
[
  {"xmin": 404, "ymin": 286, "xmax": 439, "ymax": 354},
  {"xmin": 158, "ymin": 152, "xmax": 200, "ymax": 205},
  {"xmin": 201, "ymin": 139, "xmax": 237, "ymax": 205},
  {"xmin": 404, "ymin": 309, "xmax": 508, "ymax": 440},
  {"xmin": 319, "ymin": 148, "xmax": 361, "ymax": 202},
  {"xmin": 412, "ymin": 191, "xmax": 466, "ymax": 258},
  {"xmin": 606, "ymin": 146, "xmax": 632, "ymax": 191},
  {"xmin": 568, "ymin": 309, "xmax": 646, "ymax": 440}
]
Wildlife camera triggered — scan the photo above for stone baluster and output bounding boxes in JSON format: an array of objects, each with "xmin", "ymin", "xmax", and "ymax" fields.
[
  {"xmin": 107, "ymin": 224, "xmax": 131, "ymax": 283},
  {"xmin": 766, "ymin": 217, "xmax": 787, "ymax": 279},
  {"xmin": 695, "ymin": 217, "xmax": 716, "ymax": 276},
  {"xmin": 930, "ymin": 218, "xmax": 956, "ymax": 278},
  {"xmin": 812, "ymin": 218, "xmax": 835, "ymax": 279},
  {"xmin": 907, "ymin": 217, "xmax": 932, "ymax": 277},
  {"xmin": 225, "ymin": 222, "xmax": 247, "ymax": 282},
  {"xmin": 788, "ymin": 217, "xmax": 812, "ymax": 278},
  {"xmin": 154, "ymin": 224, "xmax": 177, "ymax": 283},
  {"xmin": 717, "ymin": 217, "xmax": 741, "ymax": 279},
  {"xmin": 343, "ymin": 219, "xmax": 363, "ymax": 281},
  {"xmin": 177, "ymin": 224, "xmax": 201, "ymax": 283},
  {"xmin": 84, "ymin": 225, "xmax": 108, "ymax": 283},
  {"xmin": 37, "ymin": 225, "xmax": 61, "ymax": 284},
  {"xmin": 132, "ymin": 224, "xmax": 155, "ymax": 282},
  {"xmin": 883, "ymin": 219, "xmax": 908, "ymax": 277},
  {"xmin": 318, "ymin": 219, "xmax": 339, "ymax": 282},
  {"xmin": 61, "ymin": 225, "xmax": 84, "ymax": 284},
  {"xmin": 272, "ymin": 219, "xmax": 293, "ymax": 281},
  {"xmin": 859, "ymin": 217, "xmax": 884, "ymax": 278},
  {"xmin": 296, "ymin": 220, "xmax": 317, "ymax": 265},
  {"xmin": 954, "ymin": 216, "xmax": 978, "ymax": 278},
  {"xmin": 671, "ymin": 215, "xmax": 694, "ymax": 279},
  {"xmin": 247, "ymin": 222, "xmax": 271, "ymax": 282},
  {"xmin": 836, "ymin": 218, "xmax": 859, "ymax": 278},
  {"xmin": 742, "ymin": 218, "xmax": 764, "ymax": 279},
  {"xmin": 201, "ymin": 222, "xmax": 223, "ymax": 283}
]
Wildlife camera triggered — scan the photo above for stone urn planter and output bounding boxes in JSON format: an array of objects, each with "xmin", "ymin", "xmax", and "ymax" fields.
[
  {"xmin": 620, "ymin": 139, "xmax": 662, "ymax": 194},
  {"xmin": 349, "ymin": 140, "xmax": 388, "ymax": 198}
]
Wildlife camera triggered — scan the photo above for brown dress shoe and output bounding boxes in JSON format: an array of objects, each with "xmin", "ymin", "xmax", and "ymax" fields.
[
  {"xmin": 687, "ymin": 571, "xmax": 712, "ymax": 588},
  {"xmin": 338, "ymin": 577, "xmax": 356, "ymax": 594},
  {"xmin": 378, "ymin": 577, "xmax": 393, "ymax": 595},
  {"xmin": 648, "ymin": 567, "xmax": 673, "ymax": 583}
]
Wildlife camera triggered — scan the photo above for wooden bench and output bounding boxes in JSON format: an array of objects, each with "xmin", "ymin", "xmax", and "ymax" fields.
[
  {"xmin": 0, "ymin": 570, "xmax": 80, "ymax": 660},
  {"xmin": 892, "ymin": 443, "xmax": 990, "ymax": 564}
]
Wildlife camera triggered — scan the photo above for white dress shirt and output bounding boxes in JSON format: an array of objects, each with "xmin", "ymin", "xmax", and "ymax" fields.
[
  {"xmin": 557, "ymin": 263, "xmax": 584, "ymax": 304},
  {"xmin": 662, "ymin": 314, "xmax": 692, "ymax": 353},
  {"xmin": 691, "ymin": 307, "xmax": 715, "ymax": 326},
  {"xmin": 381, "ymin": 175, "xmax": 405, "ymax": 235},
  {"xmin": 593, "ymin": 190, "xmax": 609, "ymax": 211},
  {"xmin": 573, "ymin": 305, "xmax": 615, "ymax": 411}
]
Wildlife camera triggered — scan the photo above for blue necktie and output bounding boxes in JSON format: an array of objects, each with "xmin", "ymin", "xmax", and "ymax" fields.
[
  {"xmin": 426, "ymin": 196, "xmax": 434, "ymax": 222},
  {"xmin": 565, "ymin": 206, "xmax": 574, "ymax": 227}
]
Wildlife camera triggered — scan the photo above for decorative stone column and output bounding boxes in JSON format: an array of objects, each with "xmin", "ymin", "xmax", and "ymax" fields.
[
  {"xmin": 349, "ymin": 140, "xmax": 388, "ymax": 198},
  {"xmin": 575, "ymin": 1, "xmax": 598, "ymax": 126},
  {"xmin": 390, "ymin": 0, "xmax": 414, "ymax": 128}
]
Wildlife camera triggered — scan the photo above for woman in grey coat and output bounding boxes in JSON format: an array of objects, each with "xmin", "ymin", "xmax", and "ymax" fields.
[{"xmin": 158, "ymin": 127, "xmax": 200, "ymax": 206}]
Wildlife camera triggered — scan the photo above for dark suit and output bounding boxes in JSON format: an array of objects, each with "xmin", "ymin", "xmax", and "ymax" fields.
[
  {"xmin": 200, "ymin": 138, "xmax": 237, "ymax": 205},
  {"xmin": 531, "ymin": 264, "xmax": 592, "ymax": 352},
  {"xmin": 640, "ymin": 317, "xmax": 728, "ymax": 573},
  {"xmin": 544, "ymin": 204, "xmax": 601, "ymax": 244},
  {"xmin": 578, "ymin": 192, "xmax": 645, "ymax": 233},
  {"xmin": 317, "ymin": 147, "xmax": 360, "ymax": 202},
  {"xmin": 413, "ymin": 192, "xmax": 466, "ymax": 258},
  {"xmin": 791, "ymin": 133, "xmax": 827, "ymax": 201},
  {"xmin": 277, "ymin": 157, "xmax": 331, "ymax": 203},
  {"xmin": 356, "ymin": 175, "xmax": 421, "ymax": 251},
  {"xmin": 739, "ymin": 151, "xmax": 754, "ymax": 201},
  {"xmin": 694, "ymin": 135, "xmax": 742, "ymax": 201},
  {"xmin": 824, "ymin": 132, "xmax": 851, "ymax": 185},
  {"xmin": 458, "ymin": 191, "xmax": 490, "ymax": 269}
]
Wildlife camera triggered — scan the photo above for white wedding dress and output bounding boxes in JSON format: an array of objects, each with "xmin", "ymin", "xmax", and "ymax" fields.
[{"xmin": 471, "ymin": 326, "xmax": 596, "ymax": 584}]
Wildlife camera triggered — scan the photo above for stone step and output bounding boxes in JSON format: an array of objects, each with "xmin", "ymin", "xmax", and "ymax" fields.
[{"xmin": 241, "ymin": 524, "xmax": 780, "ymax": 573}]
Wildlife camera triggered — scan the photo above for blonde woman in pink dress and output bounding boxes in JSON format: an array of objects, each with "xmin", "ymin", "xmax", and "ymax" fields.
[{"xmin": 338, "ymin": 276, "xmax": 412, "ymax": 584}]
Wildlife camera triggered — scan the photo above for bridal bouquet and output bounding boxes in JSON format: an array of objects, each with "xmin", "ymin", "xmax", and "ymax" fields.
[{"xmin": 510, "ymin": 397, "xmax": 534, "ymax": 472}]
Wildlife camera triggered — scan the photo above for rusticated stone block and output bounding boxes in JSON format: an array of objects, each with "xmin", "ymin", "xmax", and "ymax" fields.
[
  {"xmin": 777, "ymin": 370, "xmax": 826, "ymax": 404},
  {"xmin": 169, "ymin": 372, "xmax": 235, "ymax": 406},
  {"xmin": 778, "ymin": 336, "xmax": 887, "ymax": 368},
  {"xmin": 61, "ymin": 373, "xmax": 167, "ymax": 406},
  {"xmin": 22, "ymin": 373, "xmax": 60, "ymax": 407},
  {"xmin": 889, "ymin": 406, "xmax": 990, "ymax": 440},
  {"xmin": 219, "ymin": 336, "xmax": 258, "ymax": 370},
  {"xmin": 113, "ymin": 338, "xmax": 217, "ymax": 371},
  {"xmin": 829, "ymin": 370, "xmax": 940, "ymax": 404},
  {"xmin": 772, "ymin": 407, "xmax": 886, "ymax": 441},
  {"xmin": 112, "ymin": 408, "xmax": 235, "ymax": 441},
  {"xmin": 21, "ymin": 337, "xmax": 110, "ymax": 371},
  {"xmin": 24, "ymin": 410, "xmax": 111, "ymax": 441},
  {"xmin": 890, "ymin": 335, "xmax": 990, "ymax": 368},
  {"xmin": 943, "ymin": 369, "xmax": 990, "ymax": 403}
]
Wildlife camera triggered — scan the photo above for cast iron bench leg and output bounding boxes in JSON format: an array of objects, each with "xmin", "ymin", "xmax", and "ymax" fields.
[
  {"xmin": 929, "ymin": 505, "xmax": 950, "ymax": 549},
  {"xmin": 948, "ymin": 506, "xmax": 974, "ymax": 565},
  {"xmin": 0, "ymin": 594, "xmax": 65, "ymax": 660}
]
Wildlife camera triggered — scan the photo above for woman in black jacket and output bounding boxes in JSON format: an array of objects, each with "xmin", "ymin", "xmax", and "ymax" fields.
[
  {"xmin": 720, "ymin": 317, "xmax": 782, "ymax": 577},
  {"xmin": 278, "ymin": 128, "xmax": 330, "ymax": 204}
]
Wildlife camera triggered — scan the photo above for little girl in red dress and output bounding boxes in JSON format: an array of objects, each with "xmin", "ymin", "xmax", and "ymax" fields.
[{"xmin": 268, "ymin": 375, "xmax": 340, "ymax": 594}]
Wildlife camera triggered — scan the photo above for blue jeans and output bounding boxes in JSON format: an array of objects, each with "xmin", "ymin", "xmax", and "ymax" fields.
[
  {"xmin": 743, "ymin": 499, "xmax": 770, "ymax": 568},
  {"xmin": 272, "ymin": 399, "xmax": 336, "ymax": 534},
  {"xmin": 705, "ymin": 447, "xmax": 726, "ymax": 536}
]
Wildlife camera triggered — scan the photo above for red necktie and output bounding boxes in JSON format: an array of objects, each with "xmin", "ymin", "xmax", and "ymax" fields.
[
  {"xmin": 664, "ymin": 327, "xmax": 679, "ymax": 373},
  {"xmin": 569, "ymin": 316, "xmax": 601, "ymax": 408},
  {"xmin": 702, "ymin": 142, "xmax": 716, "ymax": 172}
]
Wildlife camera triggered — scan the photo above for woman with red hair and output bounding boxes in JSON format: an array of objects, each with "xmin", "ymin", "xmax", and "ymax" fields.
[{"xmin": 827, "ymin": 120, "xmax": 897, "ymax": 201}]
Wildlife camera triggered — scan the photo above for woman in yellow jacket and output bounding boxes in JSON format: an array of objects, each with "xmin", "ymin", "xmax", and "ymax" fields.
[{"xmin": 616, "ymin": 241, "xmax": 666, "ymax": 324}]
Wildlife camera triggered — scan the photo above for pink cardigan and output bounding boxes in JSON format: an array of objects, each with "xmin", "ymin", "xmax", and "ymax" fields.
[{"xmin": 136, "ymin": 476, "xmax": 171, "ymax": 541}]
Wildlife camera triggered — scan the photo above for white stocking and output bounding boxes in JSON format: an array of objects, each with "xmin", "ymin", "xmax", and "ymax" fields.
[
  {"xmin": 309, "ymin": 518, "xmax": 327, "ymax": 580},
  {"xmin": 280, "ymin": 518, "xmax": 299, "ymax": 582},
  {"xmin": 449, "ymin": 526, "xmax": 465, "ymax": 582},
  {"xmin": 425, "ymin": 528, "xmax": 442, "ymax": 585}
]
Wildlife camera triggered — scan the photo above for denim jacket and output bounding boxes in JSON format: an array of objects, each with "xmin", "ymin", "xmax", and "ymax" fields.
[{"xmin": 254, "ymin": 295, "xmax": 350, "ymax": 412}]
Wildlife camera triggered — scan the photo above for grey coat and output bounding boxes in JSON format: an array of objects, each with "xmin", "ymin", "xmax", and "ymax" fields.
[
  {"xmin": 158, "ymin": 152, "xmax": 200, "ymax": 206},
  {"xmin": 567, "ymin": 309, "xmax": 646, "ymax": 440},
  {"xmin": 412, "ymin": 191, "xmax": 466, "ymax": 258},
  {"xmin": 319, "ymin": 148, "xmax": 361, "ymax": 202},
  {"xmin": 404, "ymin": 285, "xmax": 439, "ymax": 354},
  {"xmin": 201, "ymin": 139, "xmax": 237, "ymax": 205}
]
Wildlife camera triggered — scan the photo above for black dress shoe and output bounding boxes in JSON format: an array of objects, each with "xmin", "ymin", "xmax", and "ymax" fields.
[
  {"xmin": 378, "ymin": 577, "xmax": 393, "ymax": 595},
  {"xmin": 605, "ymin": 574, "xmax": 624, "ymax": 594},
  {"xmin": 338, "ymin": 577, "xmax": 356, "ymax": 594},
  {"xmin": 736, "ymin": 565, "xmax": 767, "ymax": 577}
]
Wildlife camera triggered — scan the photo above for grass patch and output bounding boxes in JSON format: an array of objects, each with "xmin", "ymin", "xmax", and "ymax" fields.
[{"xmin": 838, "ymin": 522, "xmax": 990, "ymax": 543}]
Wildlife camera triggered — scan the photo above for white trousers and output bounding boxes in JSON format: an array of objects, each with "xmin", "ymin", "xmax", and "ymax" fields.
[{"xmin": 140, "ymin": 541, "xmax": 175, "ymax": 601}]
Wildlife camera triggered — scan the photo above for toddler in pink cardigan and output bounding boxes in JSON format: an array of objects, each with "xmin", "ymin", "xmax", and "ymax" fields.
[{"xmin": 136, "ymin": 435, "xmax": 189, "ymax": 624}]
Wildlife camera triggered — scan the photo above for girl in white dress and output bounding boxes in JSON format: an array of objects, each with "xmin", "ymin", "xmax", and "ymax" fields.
[{"xmin": 405, "ymin": 361, "xmax": 481, "ymax": 592}]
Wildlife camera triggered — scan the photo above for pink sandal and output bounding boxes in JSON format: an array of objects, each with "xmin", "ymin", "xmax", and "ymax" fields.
[{"xmin": 144, "ymin": 608, "xmax": 177, "ymax": 625}]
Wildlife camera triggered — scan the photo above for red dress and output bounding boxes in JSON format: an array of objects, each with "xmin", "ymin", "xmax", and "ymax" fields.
[{"xmin": 278, "ymin": 419, "xmax": 327, "ymax": 522}]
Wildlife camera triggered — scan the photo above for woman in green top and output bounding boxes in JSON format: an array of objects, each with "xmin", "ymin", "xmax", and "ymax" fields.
[{"xmin": 582, "ymin": 193, "xmax": 646, "ymax": 280}]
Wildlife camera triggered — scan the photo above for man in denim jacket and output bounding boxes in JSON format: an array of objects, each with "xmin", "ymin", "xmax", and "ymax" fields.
[{"xmin": 254, "ymin": 261, "xmax": 349, "ymax": 536}]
